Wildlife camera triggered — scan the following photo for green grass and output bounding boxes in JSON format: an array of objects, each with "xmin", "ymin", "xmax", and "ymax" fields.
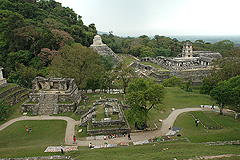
[
  {"xmin": 75, "ymin": 126, "xmax": 87, "ymax": 140},
  {"xmin": 0, "ymin": 120, "xmax": 67, "ymax": 158},
  {"xmin": 1, "ymin": 86, "xmax": 240, "ymax": 159},
  {"xmin": 145, "ymin": 87, "xmax": 214, "ymax": 129},
  {"xmin": 67, "ymin": 142, "xmax": 240, "ymax": 160},
  {"xmin": 118, "ymin": 54, "xmax": 136, "ymax": 65},
  {"xmin": 0, "ymin": 88, "xmax": 24, "ymax": 102},
  {"xmin": 164, "ymin": 87, "xmax": 214, "ymax": 109},
  {"xmin": 0, "ymin": 99, "xmax": 28, "ymax": 126},
  {"xmin": 174, "ymin": 111, "xmax": 240, "ymax": 143},
  {"xmin": 190, "ymin": 111, "xmax": 222, "ymax": 129},
  {"xmin": 95, "ymin": 104, "xmax": 106, "ymax": 121},
  {"xmin": 0, "ymin": 83, "xmax": 18, "ymax": 93}
]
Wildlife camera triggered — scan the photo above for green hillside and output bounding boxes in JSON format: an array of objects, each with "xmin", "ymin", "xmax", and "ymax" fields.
[{"xmin": 0, "ymin": 0, "xmax": 97, "ymax": 88}]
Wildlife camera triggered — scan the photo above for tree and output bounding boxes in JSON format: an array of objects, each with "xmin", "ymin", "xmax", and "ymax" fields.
[
  {"xmin": 228, "ymin": 75, "xmax": 240, "ymax": 115},
  {"xmin": 15, "ymin": 25, "xmax": 43, "ymax": 56},
  {"xmin": 0, "ymin": 100, "xmax": 10, "ymax": 121},
  {"xmin": 200, "ymin": 47, "xmax": 240, "ymax": 94},
  {"xmin": 38, "ymin": 48, "xmax": 59, "ymax": 66},
  {"xmin": 126, "ymin": 78, "xmax": 165, "ymax": 126},
  {"xmin": 7, "ymin": 63, "xmax": 38, "ymax": 88},
  {"xmin": 49, "ymin": 44, "xmax": 104, "ymax": 89},
  {"xmin": 184, "ymin": 79, "xmax": 192, "ymax": 92},
  {"xmin": 162, "ymin": 76, "xmax": 183, "ymax": 87},
  {"xmin": 99, "ymin": 55, "xmax": 114, "ymax": 71},
  {"xmin": 100, "ymin": 71, "xmax": 114, "ymax": 90},
  {"xmin": 210, "ymin": 80, "xmax": 239, "ymax": 115},
  {"xmin": 51, "ymin": 29, "xmax": 74, "ymax": 49},
  {"xmin": 113, "ymin": 61, "xmax": 136, "ymax": 94}
]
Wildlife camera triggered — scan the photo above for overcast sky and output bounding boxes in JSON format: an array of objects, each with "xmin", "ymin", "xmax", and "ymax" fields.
[{"xmin": 56, "ymin": 0, "xmax": 240, "ymax": 37}]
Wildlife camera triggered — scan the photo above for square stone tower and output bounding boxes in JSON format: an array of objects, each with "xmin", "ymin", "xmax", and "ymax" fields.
[{"xmin": 182, "ymin": 42, "xmax": 193, "ymax": 58}]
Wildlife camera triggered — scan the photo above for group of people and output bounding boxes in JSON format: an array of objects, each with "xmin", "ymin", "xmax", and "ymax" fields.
[{"xmin": 25, "ymin": 126, "xmax": 31, "ymax": 133}]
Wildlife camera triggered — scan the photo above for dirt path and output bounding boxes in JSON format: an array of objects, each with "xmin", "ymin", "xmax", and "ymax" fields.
[{"xmin": 0, "ymin": 108, "xmax": 202, "ymax": 146}]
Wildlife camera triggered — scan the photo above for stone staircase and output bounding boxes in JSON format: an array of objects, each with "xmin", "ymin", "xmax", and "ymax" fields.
[
  {"xmin": 38, "ymin": 94, "xmax": 58, "ymax": 115},
  {"xmin": 79, "ymin": 107, "xmax": 95, "ymax": 127},
  {"xmin": 79, "ymin": 113, "xmax": 92, "ymax": 127}
]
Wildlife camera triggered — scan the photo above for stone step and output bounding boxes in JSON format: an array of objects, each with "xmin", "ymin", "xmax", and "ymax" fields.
[{"xmin": 38, "ymin": 109, "xmax": 55, "ymax": 115}]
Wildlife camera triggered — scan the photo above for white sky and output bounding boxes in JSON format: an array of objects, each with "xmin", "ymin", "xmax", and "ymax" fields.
[{"xmin": 56, "ymin": 0, "xmax": 240, "ymax": 37}]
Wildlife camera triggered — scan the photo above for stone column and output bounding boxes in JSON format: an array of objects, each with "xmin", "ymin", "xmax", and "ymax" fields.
[{"xmin": 0, "ymin": 67, "xmax": 3, "ymax": 79}]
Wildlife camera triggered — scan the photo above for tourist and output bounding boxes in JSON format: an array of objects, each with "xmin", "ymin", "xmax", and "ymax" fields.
[
  {"xmin": 195, "ymin": 119, "xmax": 199, "ymax": 126},
  {"xmin": 211, "ymin": 104, "xmax": 214, "ymax": 109},
  {"xmin": 60, "ymin": 145, "xmax": 63, "ymax": 154},
  {"xmin": 169, "ymin": 126, "xmax": 171, "ymax": 130},
  {"xmin": 25, "ymin": 126, "xmax": 28, "ymax": 133},
  {"xmin": 128, "ymin": 133, "xmax": 131, "ymax": 140},
  {"xmin": 73, "ymin": 135, "xmax": 76, "ymax": 144},
  {"xmin": 29, "ymin": 127, "xmax": 32, "ymax": 133},
  {"xmin": 89, "ymin": 143, "xmax": 93, "ymax": 149}
]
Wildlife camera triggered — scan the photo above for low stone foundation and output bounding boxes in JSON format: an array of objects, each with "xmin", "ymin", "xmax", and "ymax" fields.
[
  {"xmin": 87, "ymin": 126, "xmax": 130, "ymax": 136},
  {"xmin": 92, "ymin": 119, "xmax": 125, "ymax": 128}
]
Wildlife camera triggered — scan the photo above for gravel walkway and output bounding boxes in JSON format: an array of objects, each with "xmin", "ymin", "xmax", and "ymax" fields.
[{"xmin": 0, "ymin": 108, "xmax": 202, "ymax": 146}]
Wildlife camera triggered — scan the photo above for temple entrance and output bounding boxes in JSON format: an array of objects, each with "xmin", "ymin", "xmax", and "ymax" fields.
[{"xmin": 52, "ymin": 82, "xmax": 58, "ymax": 89}]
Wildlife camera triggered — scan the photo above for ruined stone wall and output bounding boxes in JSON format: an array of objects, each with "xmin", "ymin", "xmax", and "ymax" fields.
[
  {"xmin": 171, "ymin": 69, "xmax": 211, "ymax": 86},
  {"xmin": 87, "ymin": 126, "xmax": 130, "ymax": 136},
  {"xmin": 0, "ymin": 86, "xmax": 20, "ymax": 98},
  {"xmin": 0, "ymin": 79, "xmax": 7, "ymax": 87},
  {"xmin": 21, "ymin": 104, "xmax": 35, "ymax": 112},
  {"xmin": 92, "ymin": 119, "xmax": 125, "ymax": 128},
  {"xmin": 58, "ymin": 104, "xmax": 76, "ymax": 113}
]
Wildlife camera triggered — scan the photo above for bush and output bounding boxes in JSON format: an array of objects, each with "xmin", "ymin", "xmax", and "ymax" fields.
[{"xmin": 0, "ymin": 100, "xmax": 11, "ymax": 121}]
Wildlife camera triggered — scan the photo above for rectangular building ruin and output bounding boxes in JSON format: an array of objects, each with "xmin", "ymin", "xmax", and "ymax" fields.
[{"xmin": 21, "ymin": 77, "xmax": 82, "ymax": 115}]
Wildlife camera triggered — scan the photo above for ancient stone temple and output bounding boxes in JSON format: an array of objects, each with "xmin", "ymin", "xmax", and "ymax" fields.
[
  {"xmin": 90, "ymin": 35, "xmax": 122, "ymax": 65},
  {"xmin": 136, "ymin": 42, "xmax": 222, "ymax": 86},
  {"xmin": 21, "ymin": 77, "xmax": 82, "ymax": 115},
  {"xmin": 140, "ymin": 42, "xmax": 222, "ymax": 71},
  {"xmin": 181, "ymin": 42, "xmax": 193, "ymax": 58},
  {"xmin": 0, "ymin": 67, "xmax": 8, "ymax": 90}
]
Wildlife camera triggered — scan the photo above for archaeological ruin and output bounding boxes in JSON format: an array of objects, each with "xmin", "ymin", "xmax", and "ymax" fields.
[
  {"xmin": 132, "ymin": 42, "xmax": 222, "ymax": 86},
  {"xmin": 0, "ymin": 67, "xmax": 8, "ymax": 90},
  {"xmin": 79, "ymin": 98, "xmax": 130, "ymax": 136},
  {"xmin": 90, "ymin": 35, "xmax": 122, "ymax": 66},
  {"xmin": 21, "ymin": 77, "xmax": 82, "ymax": 115}
]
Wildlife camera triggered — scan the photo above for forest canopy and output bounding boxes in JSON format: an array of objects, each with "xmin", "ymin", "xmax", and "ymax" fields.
[
  {"xmin": 0, "ymin": 0, "xmax": 97, "ymax": 87},
  {"xmin": 0, "ymin": 0, "xmax": 237, "ymax": 89}
]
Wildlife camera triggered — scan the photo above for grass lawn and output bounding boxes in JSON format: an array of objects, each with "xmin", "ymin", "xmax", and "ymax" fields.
[
  {"xmin": 174, "ymin": 111, "xmax": 240, "ymax": 143},
  {"xmin": 145, "ymin": 87, "xmax": 214, "ymax": 129},
  {"xmin": 118, "ymin": 54, "xmax": 136, "ymax": 65},
  {"xmin": 0, "ymin": 120, "xmax": 67, "ymax": 158},
  {"xmin": 0, "ymin": 99, "xmax": 28, "ymax": 126},
  {"xmin": 95, "ymin": 104, "xmax": 105, "ymax": 121},
  {"xmin": 75, "ymin": 126, "xmax": 87, "ymax": 140},
  {"xmin": 67, "ymin": 142, "xmax": 240, "ymax": 160},
  {"xmin": 190, "ymin": 111, "xmax": 222, "ymax": 129},
  {"xmin": 164, "ymin": 87, "xmax": 214, "ymax": 109}
]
